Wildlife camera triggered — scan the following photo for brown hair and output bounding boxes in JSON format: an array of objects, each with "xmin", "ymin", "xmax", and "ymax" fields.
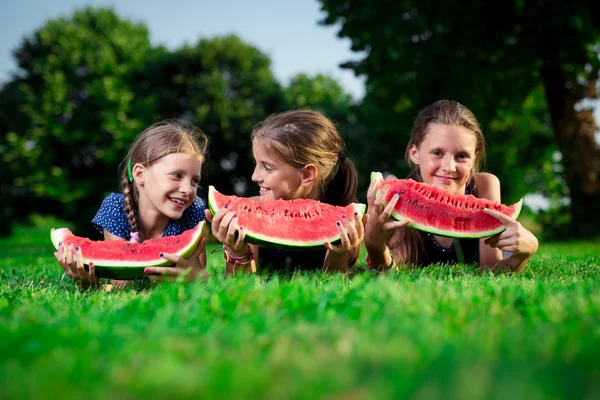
[
  {"xmin": 251, "ymin": 109, "xmax": 359, "ymax": 207},
  {"xmin": 251, "ymin": 109, "xmax": 360, "ymax": 266},
  {"xmin": 392, "ymin": 100, "xmax": 486, "ymax": 266},
  {"xmin": 120, "ymin": 121, "xmax": 208, "ymax": 237}
]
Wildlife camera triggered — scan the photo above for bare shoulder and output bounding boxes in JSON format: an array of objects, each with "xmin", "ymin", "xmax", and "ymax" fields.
[{"xmin": 475, "ymin": 172, "xmax": 501, "ymax": 202}]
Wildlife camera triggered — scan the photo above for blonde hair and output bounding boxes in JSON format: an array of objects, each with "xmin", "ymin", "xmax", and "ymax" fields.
[
  {"xmin": 251, "ymin": 109, "xmax": 358, "ymax": 206},
  {"xmin": 120, "ymin": 121, "xmax": 208, "ymax": 235},
  {"xmin": 393, "ymin": 100, "xmax": 486, "ymax": 266}
]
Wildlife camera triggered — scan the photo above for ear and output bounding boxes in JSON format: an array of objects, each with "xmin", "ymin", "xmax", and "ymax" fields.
[
  {"xmin": 132, "ymin": 163, "xmax": 145, "ymax": 185},
  {"xmin": 299, "ymin": 164, "xmax": 318, "ymax": 187},
  {"xmin": 408, "ymin": 144, "xmax": 420, "ymax": 165}
]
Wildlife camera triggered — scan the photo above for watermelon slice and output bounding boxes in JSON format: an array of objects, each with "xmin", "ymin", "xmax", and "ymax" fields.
[
  {"xmin": 50, "ymin": 222, "xmax": 205, "ymax": 279},
  {"xmin": 208, "ymin": 186, "xmax": 366, "ymax": 249},
  {"xmin": 371, "ymin": 172, "xmax": 522, "ymax": 238}
]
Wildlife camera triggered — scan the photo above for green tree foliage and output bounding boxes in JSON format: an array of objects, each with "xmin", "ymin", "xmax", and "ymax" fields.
[
  {"xmin": 0, "ymin": 7, "xmax": 154, "ymax": 236},
  {"xmin": 134, "ymin": 35, "xmax": 283, "ymax": 198},
  {"xmin": 320, "ymin": 0, "xmax": 600, "ymax": 237}
]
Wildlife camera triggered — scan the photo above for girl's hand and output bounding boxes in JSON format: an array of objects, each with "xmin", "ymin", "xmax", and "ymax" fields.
[
  {"xmin": 54, "ymin": 242, "xmax": 100, "ymax": 289},
  {"xmin": 204, "ymin": 209, "xmax": 249, "ymax": 256},
  {"xmin": 325, "ymin": 212, "xmax": 367, "ymax": 254},
  {"xmin": 364, "ymin": 177, "xmax": 410, "ymax": 252},
  {"xmin": 482, "ymin": 208, "xmax": 539, "ymax": 257},
  {"xmin": 144, "ymin": 235, "xmax": 208, "ymax": 282}
]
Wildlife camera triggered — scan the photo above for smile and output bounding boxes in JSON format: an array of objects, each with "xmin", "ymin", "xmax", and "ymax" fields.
[{"xmin": 169, "ymin": 197, "xmax": 186, "ymax": 206}]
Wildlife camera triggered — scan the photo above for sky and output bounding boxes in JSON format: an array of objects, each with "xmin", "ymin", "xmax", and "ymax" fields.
[{"xmin": 0, "ymin": 0, "xmax": 366, "ymax": 99}]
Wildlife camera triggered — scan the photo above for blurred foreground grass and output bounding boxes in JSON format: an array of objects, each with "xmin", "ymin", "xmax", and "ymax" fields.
[{"xmin": 0, "ymin": 216, "xmax": 599, "ymax": 399}]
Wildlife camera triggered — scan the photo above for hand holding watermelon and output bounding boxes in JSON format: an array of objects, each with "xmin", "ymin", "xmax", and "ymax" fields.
[
  {"xmin": 144, "ymin": 235, "xmax": 208, "ymax": 282},
  {"xmin": 364, "ymin": 173, "xmax": 411, "ymax": 254},
  {"xmin": 483, "ymin": 208, "xmax": 539, "ymax": 258},
  {"xmin": 54, "ymin": 242, "xmax": 100, "ymax": 289}
]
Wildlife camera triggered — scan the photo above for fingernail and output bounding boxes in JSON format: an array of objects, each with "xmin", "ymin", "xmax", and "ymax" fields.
[
  {"xmin": 224, "ymin": 204, "xmax": 228, "ymax": 209},
  {"xmin": 89, "ymin": 262, "xmax": 94, "ymax": 267},
  {"xmin": 341, "ymin": 214, "xmax": 347, "ymax": 219},
  {"xmin": 240, "ymin": 226, "xmax": 243, "ymax": 230},
  {"xmin": 324, "ymin": 241, "xmax": 329, "ymax": 246},
  {"xmin": 144, "ymin": 268, "xmax": 150, "ymax": 272},
  {"xmin": 58, "ymin": 241, "xmax": 62, "ymax": 246},
  {"xmin": 336, "ymin": 221, "xmax": 341, "ymax": 226},
  {"xmin": 354, "ymin": 212, "xmax": 358, "ymax": 216},
  {"xmin": 75, "ymin": 246, "xmax": 80, "ymax": 251},
  {"xmin": 233, "ymin": 214, "xmax": 238, "ymax": 218},
  {"xmin": 393, "ymin": 194, "xmax": 399, "ymax": 199},
  {"xmin": 68, "ymin": 242, "xmax": 72, "ymax": 246},
  {"xmin": 159, "ymin": 252, "xmax": 164, "ymax": 257}
]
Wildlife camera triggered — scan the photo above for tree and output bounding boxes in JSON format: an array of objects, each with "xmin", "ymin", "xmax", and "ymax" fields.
[
  {"xmin": 134, "ymin": 35, "xmax": 283, "ymax": 198},
  {"xmin": 320, "ymin": 0, "xmax": 600, "ymax": 237},
  {"xmin": 0, "ymin": 7, "xmax": 154, "ymax": 236}
]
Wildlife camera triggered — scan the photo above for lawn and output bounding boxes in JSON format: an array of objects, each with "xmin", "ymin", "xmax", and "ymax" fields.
[{"xmin": 0, "ymin": 217, "xmax": 599, "ymax": 399}]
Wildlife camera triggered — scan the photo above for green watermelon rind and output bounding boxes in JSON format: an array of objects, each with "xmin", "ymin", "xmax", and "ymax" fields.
[
  {"xmin": 370, "ymin": 171, "xmax": 524, "ymax": 239},
  {"xmin": 50, "ymin": 222, "xmax": 205, "ymax": 279},
  {"xmin": 208, "ymin": 186, "xmax": 367, "ymax": 250}
]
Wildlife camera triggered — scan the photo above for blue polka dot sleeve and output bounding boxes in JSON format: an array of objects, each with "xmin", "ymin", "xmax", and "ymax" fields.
[
  {"xmin": 91, "ymin": 193, "xmax": 132, "ymax": 239},
  {"xmin": 164, "ymin": 196, "xmax": 206, "ymax": 236}
]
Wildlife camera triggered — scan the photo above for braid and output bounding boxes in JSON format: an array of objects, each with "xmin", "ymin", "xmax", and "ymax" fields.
[{"xmin": 121, "ymin": 175, "xmax": 139, "ymax": 235}]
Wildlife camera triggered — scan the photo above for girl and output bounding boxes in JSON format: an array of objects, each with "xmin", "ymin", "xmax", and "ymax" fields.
[
  {"xmin": 206, "ymin": 110, "xmax": 365, "ymax": 274},
  {"xmin": 54, "ymin": 121, "xmax": 209, "ymax": 288},
  {"xmin": 364, "ymin": 100, "xmax": 539, "ymax": 272}
]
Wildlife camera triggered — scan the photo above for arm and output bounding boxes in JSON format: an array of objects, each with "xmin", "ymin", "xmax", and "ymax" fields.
[{"xmin": 476, "ymin": 173, "xmax": 539, "ymax": 272}]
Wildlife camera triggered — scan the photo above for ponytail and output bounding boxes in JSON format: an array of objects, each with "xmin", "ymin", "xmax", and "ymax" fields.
[{"xmin": 322, "ymin": 156, "xmax": 359, "ymax": 207}]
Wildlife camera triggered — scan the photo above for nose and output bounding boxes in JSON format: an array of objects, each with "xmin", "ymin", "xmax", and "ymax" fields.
[
  {"xmin": 251, "ymin": 165, "xmax": 261, "ymax": 183},
  {"xmin": 442, "ymin": 155, "xmax": 456, "ymax": 173},
  {"xmin": 180, "ymin": 180, "xmax": 195, "ymax": 196}
]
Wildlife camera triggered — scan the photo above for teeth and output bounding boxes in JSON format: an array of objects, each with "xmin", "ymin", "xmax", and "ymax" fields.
[{"xmin": 170, "ymin": 198, "xmax": 185, "ymax": 205}]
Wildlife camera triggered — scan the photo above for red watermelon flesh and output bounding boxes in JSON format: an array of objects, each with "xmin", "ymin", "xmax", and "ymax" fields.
[
  {"xmin": 50, "ymin": 222, "xmax": 205, "ymax": 279},
  {"xmin": 208, "ymin": 186, "xmax": 366, "ymax": 249},
  {"xmin": 372, "ymin": 174, "xmax": 522, "ymax": 238}
]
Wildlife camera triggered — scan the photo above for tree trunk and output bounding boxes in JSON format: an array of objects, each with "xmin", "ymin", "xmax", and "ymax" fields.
[{"xmin": 541, "ymin": 63, "xmax": 600, "ymax": 238}]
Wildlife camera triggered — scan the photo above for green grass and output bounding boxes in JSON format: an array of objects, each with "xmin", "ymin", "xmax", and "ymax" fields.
[{"xmin": 1, "ymin": 218, "xmax": 599, "ymax": 399}]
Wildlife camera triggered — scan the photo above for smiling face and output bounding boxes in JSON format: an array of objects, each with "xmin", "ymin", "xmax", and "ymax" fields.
[
  {"xmin": 251, "ymin": 140, "xmax": 310, "ymax": 200},
  {"xmin": 409, "ymin": 123, "xmax": 477, "ymax": 195},
  {"xmin": 136, "ymin": 152, "xmax": 202, "ymax": 220}
]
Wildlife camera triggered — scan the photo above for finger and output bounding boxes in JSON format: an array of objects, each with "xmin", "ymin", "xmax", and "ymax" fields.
[
  {"xmin": 225, "ymin": 214, "xmax": 241, "ymax": 246},
  {"xmin": 342, "ymin": 214, "xmax": 359, "ymax": 244},
  {"xmin": 234, "ymin": 225, "xmax": 247, "ymax": 250},
  {"xmin": 374, "ymin": 184, "xmax": 391, "ymax": 207},
  {"xmin": 335, "ymin": 219, "xmax": 351, "ymax": 249},
  {"xmin": 89, "ymin": 262, "xmax": 96, "ymax": 280},
  {"xmin": 366, "ymin": 179, "xmax": 381, "ymax": 205},
  {"xmin": 197, "ymin": 236, "xmax": 207, "ymax": 268},
  {"xmin": 75, "ymin": 246, "xmax": 86, "ymax": 275},
  {"xmin": 211, "ymin": 207, "xmax": 230, "ymax": 234},
  {"xmin": 353, "ymin": 211, "xmax": 365, "ymax": 239},
  {"xmin": 381, "ymin": 193, "xmax": 399, "ymax": 219},
  {"xmin": 483, "ymin": 208, "xmax": 515, "ymax": 224},
  {"xmin": 483, "ymin": 233, "xmax": 501, "ymax": 246},
  {"xmin": 65, "ymin": 243, "xmax": 75, "ymax": 271},
  {"xmin": 218, "ymin": 211, "xmax": 236, "ymax": 238},
  {"xmin": 204, "ymin": 209, "xmax": 213, "ymax": 222},
  {"xmin": 158, "ymin": 252, "xmax": 182, "ymax": 265}
]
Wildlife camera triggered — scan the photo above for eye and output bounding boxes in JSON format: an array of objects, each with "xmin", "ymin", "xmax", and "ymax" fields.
[
  {"xmin": 457, "ymin": 153, "xmax": 471, "ymax": 160},
  {"xmin": 431, "ymin": 150, "xmax": 442, "ymax": 156},
  {"xmin": 191, "ymin": 178, "xmax": 200, "ymax": 187},
  {"xmin": 171, "ymin": 172, "xmax": 182, "ymax": 180},
  {"xmin": 263, "ymin": 163, "xmax": 273, "ymax": 172}
]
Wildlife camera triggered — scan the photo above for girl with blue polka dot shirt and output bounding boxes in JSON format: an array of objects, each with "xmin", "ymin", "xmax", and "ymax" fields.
[{"xmin": 54, "ymin": 121, "xmax": 209, "ymax": 288}]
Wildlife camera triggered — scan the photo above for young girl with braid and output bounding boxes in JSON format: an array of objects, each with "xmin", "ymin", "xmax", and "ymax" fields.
[
  {"xmin": 206, "ymin": 110, "xmax": 365, "ymax": 274},
  {"xmin": 54, "ymin": 121, "xmax": 209, "ymax": 288}
]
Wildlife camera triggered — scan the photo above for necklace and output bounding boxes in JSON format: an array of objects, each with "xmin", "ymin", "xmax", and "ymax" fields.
[{"xmin": 426, "ymin": 233, "xmax": 454, "ymax": 254}]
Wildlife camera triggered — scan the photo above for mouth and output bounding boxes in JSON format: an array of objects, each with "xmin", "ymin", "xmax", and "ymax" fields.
[
  {"xmin": 259, "ymin": 186, "xmax": 271, "ymax": 194},
  {"xmin": 436, "ymin": 176, "xmax": 456, "ymax": 183},
  {"xmin": 168, "ymin": 197, "xmax": 187, "ymax": 207}
]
